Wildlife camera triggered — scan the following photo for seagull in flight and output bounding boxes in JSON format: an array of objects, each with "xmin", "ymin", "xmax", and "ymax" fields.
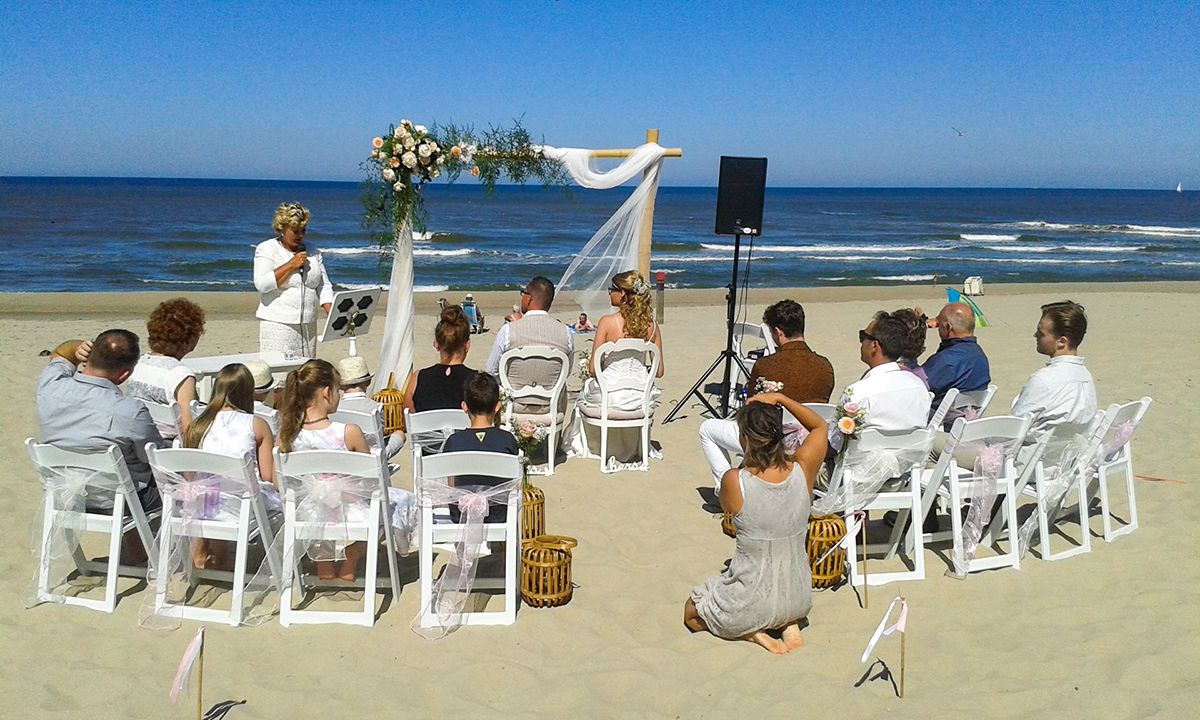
[{"xmin": 952, "ymin": 127, "xmax": 968, "ymax": 138}]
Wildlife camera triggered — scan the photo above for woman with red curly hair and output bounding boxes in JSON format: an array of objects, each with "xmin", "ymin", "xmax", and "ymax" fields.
[{"xmin": 126, "ymin": 297, "xmax": 206, "ymax": 437}]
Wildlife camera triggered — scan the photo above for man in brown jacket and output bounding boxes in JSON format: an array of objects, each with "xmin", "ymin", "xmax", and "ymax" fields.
[{"xmin": 699, "ymin": 300, "xmax": 835, "ymax": 490}]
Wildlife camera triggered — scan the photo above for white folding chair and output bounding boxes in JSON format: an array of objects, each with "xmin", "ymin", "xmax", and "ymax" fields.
[
  {"xmin": 826, "ymin": 428, "xmax": 934, "ymax": 587},
  {"xmin": 915, "ymin": 415, "xmax": 1032, "ymax": 574},
  {"xmin": 499, "ymin": 346, "xmax": 569, "ymax": 475},
  {"xmin": 331, "ymin": 407, "xmax": 386, "ymax": 457},
  {"xmin": 577, "ymin": 339, "xmax": 661, "ymax": 473},
  {"xmin": 1091, "ymin": 397, "xmax": 1151, "ymax": 542},
  {"xmin": 730, "ymin": 322, "xmax": 776, "ymax": 382},
  {"xmin": 136, "ymin": 398, "xmax": 183, "ymax": 438},
  {"xmin": 146, "ymin": 446, "xmax": 279, "ymax": 626},
  {"xmin": 417, "ymin": 451, "xmax": 522, "ymax": 628},
  {"xmin": 25, "ymin": 439, "xmax": 159, "ymax": 613},
  {"xmin": 404, "ymin": 407, "xmax": 470, "ymax": 480},
  {"xmin": 937, "ymin": 384, "xmax": 998, "ymax": 430},
  {"xmin": 927, "ymin": 388, "xmax": 960, "ymax": 431},
  {"xmin": 273, "ymin": 448, "xmax": 402, "ymax": 627}
]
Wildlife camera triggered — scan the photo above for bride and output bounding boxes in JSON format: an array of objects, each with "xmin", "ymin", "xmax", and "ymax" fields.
[{"xmin": 566, "ymin": 271, "xmax": 666, "ymax": 463}]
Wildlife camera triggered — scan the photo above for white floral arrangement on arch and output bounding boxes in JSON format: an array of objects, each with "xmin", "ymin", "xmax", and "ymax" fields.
[{"xmin": 362, "ymin": 118, "xmax": 569, "ymax": 243}]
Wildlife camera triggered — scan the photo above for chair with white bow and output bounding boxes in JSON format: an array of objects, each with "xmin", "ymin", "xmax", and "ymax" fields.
[{"xmin": 25, "ymin": 439, "xmax": 159, "ymax": 613}]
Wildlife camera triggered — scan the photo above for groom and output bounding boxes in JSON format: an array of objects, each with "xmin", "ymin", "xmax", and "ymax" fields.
[{"xmin": 485, "ymin": 276, "xmax": 574, "ymax": 412}]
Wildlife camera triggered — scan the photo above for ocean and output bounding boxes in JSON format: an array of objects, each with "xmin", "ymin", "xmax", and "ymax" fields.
[{"xmin": 1, "ymin": 177, "xmax": 1197, "ymax": 292}]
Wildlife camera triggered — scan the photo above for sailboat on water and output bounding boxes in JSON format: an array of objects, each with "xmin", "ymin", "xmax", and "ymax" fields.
[{"xmin": 1178, "ymin": 182, "xmax": 1184, "ymax": 193}]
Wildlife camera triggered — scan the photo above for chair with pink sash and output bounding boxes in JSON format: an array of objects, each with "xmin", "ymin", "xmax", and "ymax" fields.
[{"xmin": 1090, "ymin": 397, "xmax": 1152, "ymax": 542}]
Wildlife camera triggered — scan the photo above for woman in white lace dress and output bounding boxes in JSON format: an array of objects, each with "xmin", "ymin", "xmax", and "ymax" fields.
[
  {"xmin": 182, "ymin": 363, "xmax": 276, "ymax": 568},
  {"xmin": 276, "ymin": 359, "xmax": 371, "ymax": 581}
]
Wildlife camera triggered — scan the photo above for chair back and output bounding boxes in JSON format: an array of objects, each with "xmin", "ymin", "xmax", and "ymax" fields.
[
  {"xmin": 821, "ymin": 426, "xmax": 933, "ymax": 511},
  {"xmin": 273, "ymin": 448, "xmax": 386, "ymax": 502},
  {"xmin": 940, "ymin": 414, "xmax": 1032, "ymax": 475},
  {"xmin": 593, "ymin": 339, "xmax": 660, "ymax": 412},
  {"xmin": 731, "ymin": 322, "xmax": 776, "ymax": 360},
  {"xmin": 146, "ymin": 445, "xmax": 261, "ymax": 500},
  {"xmin": 1095, "ymin": 397, "xmax": 1152, "ymax": 464},
  {"xmin": 136, "ymin": 398, "xmax": 183, "ymax": 437},
  {"xmin": 955, "ymin": 384, "xmax": 998, "ymax": 415},
  {"xmin": 927, "ymin": 388, "xmax": 960, "ymax": 430},
  {"xmin": 331, "ymin": 407, "xmax": 385, "ymax": 453},
  {"xmin": 499, "ymin": 346, "xmax": 569, "ymax": 412},
  {"xmin": 781, "ymin": 403, "xmax": 837, "ymax": 426},
  {"xmin": 25, "ymin": 439, "xmax": 135, "ymax": 497},
  {"xmin": 418, "ymin": 451, "xmax": 523, "ymax": 507}
]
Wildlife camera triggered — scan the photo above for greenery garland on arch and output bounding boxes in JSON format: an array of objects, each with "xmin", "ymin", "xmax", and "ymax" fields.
[{"xmin": 361, "ymin": 118, "xmax": 569, "ymax": 245}]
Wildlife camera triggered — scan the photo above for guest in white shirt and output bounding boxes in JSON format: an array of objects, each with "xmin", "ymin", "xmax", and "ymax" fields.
[
  {"xmin": 831, "ymin": 312, "xmax": 932, "ymax": 454},
  {"xmin": 126, "ymin": 298, "xmax": 206, "ymax": 438},
  {"xmin": 244, "ymin": 360, "xmax": 281, "ymax": 436},
  {"xmin": 1011, "ymin": 301, "xmax": 1097, "ymax": 465},
  {"xmin": 252, "ymin": 202, "xmax": 333, "ymax": 359}
]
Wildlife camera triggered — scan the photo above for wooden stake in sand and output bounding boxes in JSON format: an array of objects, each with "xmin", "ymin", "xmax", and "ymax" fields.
[
  {"xmin": 899, "ymin": 620, "xmax": 906, "ymax": 698},
  {"xmin": 196, "ymin": 643, "xmax": 204, "ymax": 720}
]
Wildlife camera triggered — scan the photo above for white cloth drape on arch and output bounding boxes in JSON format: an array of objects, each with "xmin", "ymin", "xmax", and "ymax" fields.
[
  {"xmin": 543, "ymin": 143, "xmax": 666, "ymax": 319},
  {"xmin": 373, "ymin": 143, "xmax": 666, "ymax": 393},
  {"xmin": 373, "ymin": 220, "xmax": 416, "ymax": 395}
]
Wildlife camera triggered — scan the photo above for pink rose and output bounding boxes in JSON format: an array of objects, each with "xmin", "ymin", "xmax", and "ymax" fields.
[{"xmin": 843, "ymin": 402, "xmax": 861, "ymax": 415}]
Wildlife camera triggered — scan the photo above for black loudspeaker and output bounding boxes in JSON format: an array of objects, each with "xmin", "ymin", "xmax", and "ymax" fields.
[{"xmin": 714, "ymin": 156, "xmax": 767, "ymax": 236}]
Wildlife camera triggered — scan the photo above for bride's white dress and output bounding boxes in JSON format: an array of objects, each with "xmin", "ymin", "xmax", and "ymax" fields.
[{"xmin": 566, "ymin": 343, "xmax": 662, "ymax": 466}]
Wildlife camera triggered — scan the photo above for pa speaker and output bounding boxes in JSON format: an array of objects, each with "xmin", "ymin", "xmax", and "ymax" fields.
[{"xmin": 714, "ymin": 156, "xmax": 767, "ymax": 236}]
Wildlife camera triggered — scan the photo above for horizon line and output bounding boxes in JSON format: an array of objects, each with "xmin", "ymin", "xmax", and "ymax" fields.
[{"xmin": 0, "ymin": 175, "xmax": 1188, "ymax": 193}]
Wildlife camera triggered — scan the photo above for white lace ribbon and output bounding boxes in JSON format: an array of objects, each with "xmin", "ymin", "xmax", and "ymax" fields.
[
  {"xmin": 861, "ymin": 595, "xmax": 908, "ymax": 663},
  {"xmin": 412, "ymin": 478, "xmax": 519, "ymax": 640}
]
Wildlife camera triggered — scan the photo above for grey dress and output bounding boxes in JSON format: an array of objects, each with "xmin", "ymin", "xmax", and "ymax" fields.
[{"xmin": 691, "ymin": 463, "xmax": 812, "ymax": 639}]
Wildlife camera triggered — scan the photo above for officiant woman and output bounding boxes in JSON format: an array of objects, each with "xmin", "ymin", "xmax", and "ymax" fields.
[{"xmin": 253, "ymin": 201, "xmax": 333, "ymax": 359}]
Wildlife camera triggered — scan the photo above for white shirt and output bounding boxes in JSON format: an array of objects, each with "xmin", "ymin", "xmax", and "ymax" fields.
[
  {"xmin": 831, "ymin": 362, "xmax": 932, "ymax": 450},
  {"xmin": 338, "ymin": 391, "xmax": 377, "ymax": 414},
  {"xmin": 484, "ymin": 310, "xmax": 575, "ymax": 376},
  {"xmin": 253, "ymin": 238, "xmax": 334, "ymax": 324},
  {"xmin": 1011, "ymin": 355, "xmax": 1097, "ymax": 444}
]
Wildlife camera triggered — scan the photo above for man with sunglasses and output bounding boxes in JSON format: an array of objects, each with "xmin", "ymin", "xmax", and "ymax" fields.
[
  {"xmin": 485, "ymin": 276, "xmax": 573, "ymax": 413},
  {"xmin": 830, "ymin": 313, "xmax": 932, "ymax": 455},
  {"xmin": 1010, "ymin": 301, "xmax": 1097, "ymax": 465}
]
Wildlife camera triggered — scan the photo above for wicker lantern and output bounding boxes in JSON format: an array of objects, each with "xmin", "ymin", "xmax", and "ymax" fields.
[
  {"xmin": 807, "ymin": 513, "xmax": 847, "ymax": 589},
  {"xmin": 520, "ymin": 534, "xmax": 577, "ymax": 608},
  {"xmin": 522, "ymin": 484, "xmax": 546, "ymax": 541},
  {"xmin": 372, "ymin": 372, "xmax": 406, "ymax": 434}
]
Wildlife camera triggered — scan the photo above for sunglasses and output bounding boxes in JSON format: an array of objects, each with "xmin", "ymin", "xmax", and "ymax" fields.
[
  {"xmin": 858, "ymin": 329, "xmax": 877, "ymax": 343},
  {"xmin": 520, "ymin": 289, "xmax": 531, "ymax": 296},
  {"xmin": 608, "ymin": 285, "xmax": 621, "ymax": 293}
]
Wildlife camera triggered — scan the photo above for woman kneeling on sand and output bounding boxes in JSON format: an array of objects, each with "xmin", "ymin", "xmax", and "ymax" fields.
[{"xmin": 685, "ymin": 393, "xmax": 827, "ymax": 654}]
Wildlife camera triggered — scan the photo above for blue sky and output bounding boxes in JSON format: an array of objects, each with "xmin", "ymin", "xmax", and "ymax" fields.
[{"xmin": 1, "ymin": 1, "xmax": 1196, "ymax": 188}]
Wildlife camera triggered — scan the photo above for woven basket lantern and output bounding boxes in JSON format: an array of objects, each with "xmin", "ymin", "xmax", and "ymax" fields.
[
  {"xmin": 520, "ymin": 534, "xmax": 577, "ymax": 608},
  {"xmin": 807, "ymin": 513, "xmax": 848, "ymax": 589},
  {"xmin": 522, "ymin": 485, "xmax": 546, "ymax": 541},
  {"xmin": 372, "ymin": 372, "xmax": 406, "ymax": 435}
]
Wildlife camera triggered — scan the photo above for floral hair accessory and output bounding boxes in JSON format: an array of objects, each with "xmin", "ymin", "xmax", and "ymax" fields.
[{"xmin": 632, "ymin": 277, "xmax": 651, "ymax": 296}]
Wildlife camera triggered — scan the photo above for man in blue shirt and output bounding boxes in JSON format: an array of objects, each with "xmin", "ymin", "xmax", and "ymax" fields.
[{"xmin": 921, "ymin": 302, "xmax": 991, "ymax": 417}]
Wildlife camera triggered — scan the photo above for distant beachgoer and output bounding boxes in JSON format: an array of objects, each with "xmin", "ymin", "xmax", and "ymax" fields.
[
  {"xmin": 685, "ymin": 395, "xmax": 828, "ymax": 654},
  {"xmin": 253, "ymin": 202, "xmax": 332, "ymax": 359},
  {"xmin": 126, "ymin": 298, "xmax": 206, "ymax": 438},
  {"xmin": 404, "ymin": 306, "xmax": 476, "ymax": 413},
  {"xmin": 573, "ymin": 313, "xmax": 595, "ymax": 332},
  {"xmin": 504, "ymin": 304, "xmax": 523, "ymax": 323},
  {"xmin": 276, "ymin": 359, "xmax": 371, "ymax": 581}
]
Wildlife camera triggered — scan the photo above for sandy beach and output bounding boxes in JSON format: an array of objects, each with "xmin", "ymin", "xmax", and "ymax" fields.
[{"xmin": 2, "ymin": 283, "xmax": 1196, "ymax": 718}]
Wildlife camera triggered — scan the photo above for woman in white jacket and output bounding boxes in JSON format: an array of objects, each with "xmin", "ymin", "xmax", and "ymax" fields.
[{"xmin": 253, "ymin": 202, "xmax": 333, "ymax": 359}]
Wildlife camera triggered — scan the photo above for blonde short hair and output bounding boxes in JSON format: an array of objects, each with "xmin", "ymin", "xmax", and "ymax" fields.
[{"xmin": 272, "ymin": 202, "xmax": 310, "ymax": 234}]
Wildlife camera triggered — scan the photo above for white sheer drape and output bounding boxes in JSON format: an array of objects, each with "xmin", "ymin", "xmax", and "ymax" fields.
[
  {"xmin": 544, "ymin": 143, "xmax": 666, "ymax": 319},
  {"xmin": 373, "ymin": 220, "xmax": 416, "ymax": 395}
]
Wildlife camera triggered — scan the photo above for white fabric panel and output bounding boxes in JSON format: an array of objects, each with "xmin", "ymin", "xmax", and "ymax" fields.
[{"xmin": 373, "ymin": 221, "xmax": 416, "ymax": 395}]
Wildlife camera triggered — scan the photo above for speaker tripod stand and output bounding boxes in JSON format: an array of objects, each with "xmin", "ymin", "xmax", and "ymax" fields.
[{"xmin": 663, "ymin": 231, "xmax": 753, "ymax": 423}]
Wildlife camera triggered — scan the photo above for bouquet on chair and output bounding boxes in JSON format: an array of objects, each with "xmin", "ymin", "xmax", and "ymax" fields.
[
  {"xmin": 576, "ymin": 349, "xmax": 591, "ymax": 383},
  {"xmin": 506, "ymin": 420, "xmax": 549, "ymax": 486},
  {"xmin": 754, "ymin": 378, "xmax": 784, "ymax": 395}
]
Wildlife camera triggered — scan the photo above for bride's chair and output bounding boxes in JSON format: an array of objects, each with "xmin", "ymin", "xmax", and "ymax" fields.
[
  {"xmin": 499, "ymin": 346, "xmax": 569, "ymax": 475},
  {"xmin": 578, "ymin": 339, "xmax": 661, "ymax": 473}
]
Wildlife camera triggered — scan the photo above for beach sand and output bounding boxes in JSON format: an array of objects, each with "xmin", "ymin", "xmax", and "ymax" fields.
[{"xmin": 1, "ymin": 283, "xmax": 1196, "ymax": 718}]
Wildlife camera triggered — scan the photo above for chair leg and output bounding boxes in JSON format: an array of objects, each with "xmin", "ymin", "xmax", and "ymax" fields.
[
  {"xmin": 103, "ymin": 495, "xmax": 125, "ymax": 613},
  {"xmin": 640, "ymin": 421, "xmax": 650, "ymax": 470},
  {"xmin": 546, "ymin": 424, "xmax": 557, "ymax": 475},
  {"xmin": 598, "ymin": 424, "xmax": 610, "ymax": 473},
  {"xmin": 1005, "ymin": 486, "xmax": 1020, "ymax": 571},
  {"xmin": 362, "ymin": 500, "xmax": 380, "ymax": 627},
  {"xmin": 419, "ymin": 510, "xmax": 434, "ymax": 628},
  {"xmin": 36, "ymin": 494, "xmax": 56, "ymax": 602},
  {"xmin": 280, "ymin": 503, "xmax": 296, "ymax": 627},
  {"xmin": 154, "ymin": 512, "xmax": 174, "ymax": 615},
  {"xmin": 229, "ymin": 508, "xmax": 251, "ymax": 626}
]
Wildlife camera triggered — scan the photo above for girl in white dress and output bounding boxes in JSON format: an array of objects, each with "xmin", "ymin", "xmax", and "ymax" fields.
[
  {"xmin": 276, "ymin": 359, "xmax": 371, "ymax": 581},
  {"xmin": 182, "ymin": 363, "xmax": 276, "ymax": 569}
]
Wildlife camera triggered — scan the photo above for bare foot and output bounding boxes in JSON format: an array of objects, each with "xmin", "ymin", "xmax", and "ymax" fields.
[
  {"xmin": 191, "ymin": 540, "xmax": 213, "ymax": 569},
  {"xmin": 746, "ymin": 631, "xmax": 789, "ymax": 655},
  {"xmin": 782, "ymin": 624, "xmax": 805, "ymax": 652},
  {"xmin": 338, "ymin": 543, "xmax": 364, "ymax": 582},
  {"xmin": 316, "ymin": 561, "xmax": 337, "ymax": 580}
]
